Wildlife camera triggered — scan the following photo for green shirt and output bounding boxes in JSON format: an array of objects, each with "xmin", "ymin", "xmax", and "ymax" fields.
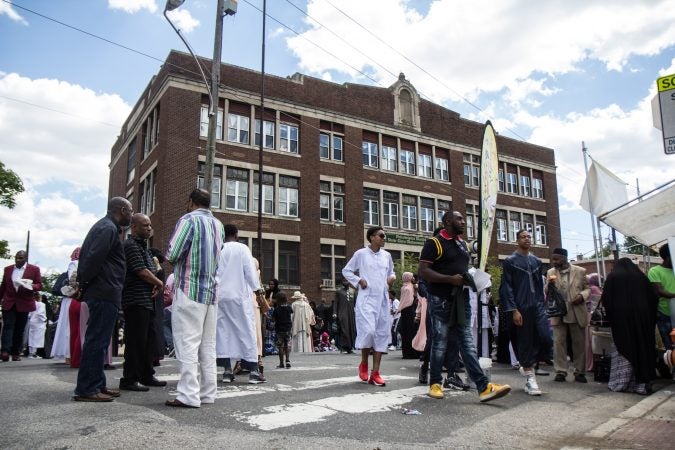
[{"xmin": 647, "ymin": 265, "xmax": 675, "ymax": 316}]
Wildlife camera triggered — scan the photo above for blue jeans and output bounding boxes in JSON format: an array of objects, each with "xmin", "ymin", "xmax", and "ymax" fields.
[
  {"xmin": 428, "ymin": 292, "xmax": 488, "ymax": 393},
  {"xmin": 163, "ymin": 308, "xmax": 174, "ymax": 351},
  {"xmin": 656, "ymin": 311, "xmax": 673, "ymax": 349},
  {"xmin": 74, "ymin": 300, "xmax": 118, "ymax": 396}
]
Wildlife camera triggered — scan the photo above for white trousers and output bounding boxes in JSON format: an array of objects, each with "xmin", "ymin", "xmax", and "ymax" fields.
[{"xmin": 172, "ymin": 289, "xmax": 217, "ymax": 407}]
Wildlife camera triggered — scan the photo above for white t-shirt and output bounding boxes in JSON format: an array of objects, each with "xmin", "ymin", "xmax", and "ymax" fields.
[{"xmin": 391, "ymin": 298, "xmax": 400, "ymax": 320}]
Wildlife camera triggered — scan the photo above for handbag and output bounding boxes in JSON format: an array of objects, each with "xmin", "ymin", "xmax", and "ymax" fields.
[
  {"xmin": 546, "ymin": 283, "xmax": 567, "ymax": 318},
  {"xmin": 590, "ymin": 300, "xmax": 610, "ymax": 327}
]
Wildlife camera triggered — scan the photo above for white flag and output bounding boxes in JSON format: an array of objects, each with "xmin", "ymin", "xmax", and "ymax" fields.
[{"xmin": 579, "ymin": 160, "xmax": 628, "ymax": 216}]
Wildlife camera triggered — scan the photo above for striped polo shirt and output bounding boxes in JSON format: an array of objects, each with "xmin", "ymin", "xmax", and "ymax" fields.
[{"xmin": 166, "ymin": 208, "xmax": 225, "ymax": 305}]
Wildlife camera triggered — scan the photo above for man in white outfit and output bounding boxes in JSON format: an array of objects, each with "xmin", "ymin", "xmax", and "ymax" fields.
[
  {"xmin": 216, "ymin": 224, "xmax": 266, "ymax": 384},
  {"xmin": 342, "ymin": 226, "xmax": 395, "ymax": 386}
]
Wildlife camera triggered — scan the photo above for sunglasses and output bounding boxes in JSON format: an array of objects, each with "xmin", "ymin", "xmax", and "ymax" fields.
[{"xmin": 376, "ymin": 233, "xmax": 386, "ymax": 238}]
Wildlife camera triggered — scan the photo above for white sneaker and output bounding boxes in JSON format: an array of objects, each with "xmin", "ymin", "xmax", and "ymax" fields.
[
  {"xmin": 524, "ymin": 375, "xmax": 542, "ymax": 396},
  {"xmin": 387, "ymin": 346, "xmax": 396, "ymax": 351}
]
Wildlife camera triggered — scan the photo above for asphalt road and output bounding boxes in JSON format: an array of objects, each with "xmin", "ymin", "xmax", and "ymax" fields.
[{"xmin": 0, "ymin": 350, "xmax": 671, "ymax": 449}]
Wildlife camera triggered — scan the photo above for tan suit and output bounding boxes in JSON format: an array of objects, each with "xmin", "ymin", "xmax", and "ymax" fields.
[{"xmin": 547, "ymin": 264, "xmax": 590, "ymax": 376}]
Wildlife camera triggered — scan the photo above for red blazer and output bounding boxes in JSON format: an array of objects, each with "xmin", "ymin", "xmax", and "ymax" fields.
[{"xmin": 0, "ymin": 263, "xmax": 42, "ymax": 313}]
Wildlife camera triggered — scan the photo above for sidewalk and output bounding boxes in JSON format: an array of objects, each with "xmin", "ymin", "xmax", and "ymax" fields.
[{"xmin": 564, "ymin": 385, "xmax": 674, "ymax": 450}]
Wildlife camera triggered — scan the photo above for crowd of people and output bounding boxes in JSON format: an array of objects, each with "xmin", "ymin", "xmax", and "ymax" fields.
[{"xmin": 1, "ymin": 196, "xmax": 673, "ymax": 408}]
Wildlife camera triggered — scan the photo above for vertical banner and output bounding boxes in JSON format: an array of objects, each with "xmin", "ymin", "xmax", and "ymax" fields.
[{"xmin": 478, "ymin": 121, "xmax": 499, "ymax": 271}]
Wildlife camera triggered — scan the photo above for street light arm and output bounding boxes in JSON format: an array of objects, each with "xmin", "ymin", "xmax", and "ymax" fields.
[{"xmin": 163, "ymin": 9, "xmax": 215, "ymax": 117}]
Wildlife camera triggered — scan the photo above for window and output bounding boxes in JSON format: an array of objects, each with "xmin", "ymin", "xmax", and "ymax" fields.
[
  {"xmin": 417, "ymin": 154, "xmax": 432, "ymax": 178},
  {"xmin": 498, "ymin": 169, "xmax": 505, "ymax": 192},
  {"xmin": 437, "ymin": 200, "xmax": 451, "ymax": 227},
  {"xmin": 319, "ymin": 133, "xmax": 330, "ymax": 159},
  {"xmin": 127, "ymin": 137, "xmax": 137, "ymax": 185},
  {"xmin": 319, "ymin": 181, "xmax": 344, "ymax": 222},
  {"xmin": 320, "ymin": 244, "xmax": 346, "ymax": 287},
  {"xmin": 496, "ymin": 209, "xmax": 507, "ymax": 241},
  {"xmin": 435, "ymin": 157, "xmax": 449, "ymax": 181},
  {"xmin": 278, "ymin": 175, "xmax": 299, "ymax": 217},
  {"xmin": 252, "ymin": 172, "xmax": 274, "ymax": 214},
  {"xmin": 523, "ymin": 213, "xmax": 534, "ymax": 235},
  {"xmin": 320, "ymin": 133, "xmax": 343, "ymax": 161},
  {"xmin": 225, "ymin": 167, "xmax": 248, "ymax": 211},
  {"xmin": 142, "ymin": 121, "xmax": 150, "ymax": 159},
  {"xmin": 463, "ymin": 154, "xmax": 480, "ymax": 187},
  {"xmin": 254, "ymin": 119, "xmax": 275, "ymax": 149},
  {"xmin": 420, "ymin": 198, "xmax": 435, "ymax": 232},
  {"xmin": 251, "ymin": 238, "xmax": 274, "ymax": 283},
  {"xmin": 400, "ymin": 150, "xmax": 415, "ymax": 175},
  {"xmin": 402, "ymin": 195, "xmax": 417, "ymax": 230},
  {"xmin": 332, "ymin": 135, "xmax": 343, "ymax": 161},
  {"xmin": 139, "ymin": 169, "xmax": 157, "ymax": 215},
  {"xmin": 381, "ymin": 145, "xmax": 397, "ymax": 171},
  {"xmin": 363, "ymin": 188, "xmax": 379, "ymax": 225},
  {"xmin": 506, "ymin": 172, "xmax": 518, "ymax": 194},
  {"xmin": 520, "ymin": 174, "xmax": 530, "ymax": 197},
  {"xmin": 278, "ymin": 241, "xmax": 300, "ymax": 285},
  {"xmin": 509, "ymin": 211, "xmax": 521, "ymax": 242},
  {"xmin": 152, "ymin": 105, "xmax": 160, "ymax": 146},
  {"xmin": 200, "ymin": 106, "xmax": 224, "ymax": 140},
  {"xmin": 532, "ymin": 178, "xmax": 543, "ymax": 199},
  {"xmin": 466, "ymin": 204, "xmax": 478, "ymax": 239},
  {"xmin": 362, "ymin": 141, "xmax": 378, "ymax": 168},
  {"xmin": 382, "ymin": 191, "xmax": 399, "ymax": 228},
  {"xmin": 198, "ymin": 163, "xmax": 223, "ymax": 209},
  {"xmin": 227, "ymin": 113, "xmax": 249, "ymax": 144},
  {"xmin": 279, "ymin": 123, "xmax": 299, "ymax": 154},
  {"xmin": 535, "ymin": 216, "xmax": 548, "ymax": 245}
]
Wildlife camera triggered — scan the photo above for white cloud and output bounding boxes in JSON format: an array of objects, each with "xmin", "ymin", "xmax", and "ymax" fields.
[
  {"xmin": 166, "ymin": 8, "xmax": 200, "ymax": 34},
  {"xmin": 108, "ymin": 0, "xmax": 158, "ymax": 14},
  {"xmin": 269, "ymin": 27, "xmax": 286, "ymax": 39},
  {"xmin": 286, "ymin": 0, "xmax": 675, "ymax": 102},
  {"xmin": 0, "ymin": 73, "xmax": 130, "ymax": 272},
  {"xmin": 0, "ymin": 2, "xmax": 27, "ymax": 24}
]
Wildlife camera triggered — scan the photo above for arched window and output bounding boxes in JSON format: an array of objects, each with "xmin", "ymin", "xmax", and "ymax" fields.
[{"xmin": 399, "ymin": 89, "xmax": 413, "ymax": 125}]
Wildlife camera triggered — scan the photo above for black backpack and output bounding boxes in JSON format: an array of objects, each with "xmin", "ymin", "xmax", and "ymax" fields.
[{"xmin": 51, "ymin": 271, "xmax": 69, "ymax": 296}]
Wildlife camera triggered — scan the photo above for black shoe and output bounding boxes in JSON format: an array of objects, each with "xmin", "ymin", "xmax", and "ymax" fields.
[
  {"xmin": 140, "ymin": 377, "xmax": 167, "ymax": 387},
  {"xmin": 535, "ymin": 367, "xmax": 550, "ymax": 376},
  {"xmin": 574, "ymin": 374, "xmax": 587, "ymax": 383},
  {"xmin": 222, "ymin": 371, "xmax": 234, "ymax": 383},
  {"xmin": 418, "ymin": 364, "xmax": 429, "ymax": 385},
  {"xmin": 104, "ymin": 364, "xmax": 116, "ymax": 370},
  {"xmin": 119, "ymin": 381, "xmax": 150, "ymax": 392},
  {"xmin": 554, "ymin": 373, "xmax": 566, "ymax": 382},
  {"xmin": 443, "ymin": 373, "xmax": 470, "ymax": 391}
]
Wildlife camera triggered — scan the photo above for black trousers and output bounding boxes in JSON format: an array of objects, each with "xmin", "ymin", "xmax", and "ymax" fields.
[
  {"xmin": 122, "ymin": 305, "xmax": 156, "ymax": 383},
  {"xmin": 1, "ymin": 306, "xmax": 29, "ymax": 355}
]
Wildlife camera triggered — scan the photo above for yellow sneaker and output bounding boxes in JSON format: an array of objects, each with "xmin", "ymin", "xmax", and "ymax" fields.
[
  {"xmin": 479, "ymin": 382, "xmax": 511, "ymax": 403},
  {"xmin": 428, "ymin": 383, "xmax": 444, "ymax": 399}
]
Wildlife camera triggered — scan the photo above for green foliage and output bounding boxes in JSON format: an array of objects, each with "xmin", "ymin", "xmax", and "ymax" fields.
[
  {"xmin": 622, "ymin": 236, "xmax": 658, "ymax": 256},
  {"xmin": 0, "ymin": 240, "xmax": 9, "ymax": 259},
  {"xmin": 590, "ymin": 243, "xmax": 613, "ymax": 258},
  {"xmin": 392, "ymin": 253, "xmax": 419, "ymax": 295},
  {"xmin": 485, "ymin": 257, "xmax": 503, "ymax": 305},
  {"xmin": 0, "ymin": 161, "xmax": 24, "ymax": 209}
]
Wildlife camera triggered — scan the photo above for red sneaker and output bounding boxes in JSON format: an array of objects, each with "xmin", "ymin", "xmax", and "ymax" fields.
[
  {"xmin": 368, "ymin": 370, "xmax": 386, "ymax": 386},
  {"xmin": 358, "ymin": 362, "xmax": 368, "ymax": 382}
]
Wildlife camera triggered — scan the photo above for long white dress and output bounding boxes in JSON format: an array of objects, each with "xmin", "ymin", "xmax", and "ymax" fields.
[
  {"xmin": 28, "ymin": 302, "xmax": 47, "ymax": 350},
  {"xmin": 342, "ymin": 246, "xmax": 395, "ymax": 353},
  {"xmin": 291, "ymin": 299, "xmax": 314, "ymax": 352},
  {"xmin": 50, "ymin": 260, "xmax": 78, "ymax": 359},
  {"xmin": 215, "ymin": 242, "xmax": 260, "ymax": 362}
]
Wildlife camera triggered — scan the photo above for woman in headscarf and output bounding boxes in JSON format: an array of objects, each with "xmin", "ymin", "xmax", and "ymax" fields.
[
  {"xmin": 601, "ymin": 258, "xmax": 658, "ymax": 394},
  {"xmin": 51, "ymin": 247, "xmax": 80, "ymax": 362},
  {"xmin": 398, "ymin": 272, "xmax": 419, "ymax": 359},
  {"xmin": 585, "ymin": 273, "xmax": 602, "ymax": 372}
]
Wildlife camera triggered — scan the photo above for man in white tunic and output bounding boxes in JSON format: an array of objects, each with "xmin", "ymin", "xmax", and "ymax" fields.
[
  {"xmin": 342, "ymin": 226, "xmax": 395, "ymax": 386},
  {"xmin": 216, "ymin": 224, "xmax": 266, "ymax": 384}
]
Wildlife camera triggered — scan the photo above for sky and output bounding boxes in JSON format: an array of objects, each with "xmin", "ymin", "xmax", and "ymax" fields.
[{"xmin": 1, "ymin": 0, "xmax": 675, "ymax": 273}]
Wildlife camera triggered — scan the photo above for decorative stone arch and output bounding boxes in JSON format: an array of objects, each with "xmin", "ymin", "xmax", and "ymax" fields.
[{"xmin": 391, "ymin": 73, "xmax": 421, "ymax": 131}]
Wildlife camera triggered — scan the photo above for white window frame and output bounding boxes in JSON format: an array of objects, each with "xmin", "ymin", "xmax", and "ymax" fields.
[
  {"xmin": 362, "ymin": 141, "xmax": 378, "ymax": 168},
  {"xmin": 418, "ymin": 154, "xmax": 432, "ymax": 178},
  {"xmin": 402, "ymin": 204, "xmax": 417, "ymax": 230},
  {"xmin": 535, "ymin": 223, "xmax": 548, "ymax": 245},
  {"xmin": 201, "ymin": 106, "xmax": 223, "ymax": 140},
  {"xmin": 381, "ymin": 145, "xmax": 397, "ymax": 171},
  {"xmin": 226, "ymin": 179, "xmax": 248, "ymax": 211},
  {"xmin": 497, "ymin": 218, "xmax": 508, "ymax": 241},
  {"xmin": 252, "ymin": 183, "xmax": 274, "ymax": 215},
  {"xmin": 435, "ymin": 157, "xmax": 449, "ymax": 181},
  {"xmin": 278, "ymin": 186, "xmax": 299, "ymax": 217},
  {"xmin": 363, "ymin": 199, "xmax": 379, "ymax": 225},
  {"xmin": 506, "ymin": 173, "xmax": 518, "ymax": 194},
  {"xmin": 520, "ymin": 175, "xmax": 531, "ymax": 197},
  {"xmin": 227, "ymin": 113, "xmax": 249, "ymax": 144},
  {"xmin": 383, "ymin": 201, "xmax": 399, "ymax": 228},
  {"xmin": 279, "ymin": 123, "xmax": 299, "ymax": 154},
  {"xmin": 319, "ymin": 133, "xmax": 330, "ymax": 159},
  {"xmin": 532, "ymin": 178, "xmax": 543, "ymax": 199},
  {"xmin": 400, "ymin": 150, "xmax": 415, "ymax": 175},
  {"xmin": 420, "ymin": 206, "xmax": 434, "ymax": 232},
  {"xmin": 254, "ymin": 119, "xmax": 275, "ymax": 149}
]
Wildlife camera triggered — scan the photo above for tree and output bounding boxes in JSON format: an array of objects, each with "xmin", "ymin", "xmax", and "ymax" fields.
[
  {"xmin": 485, "ymin": 257, "xmax": 503, "ymax": 306},
  {"xmin": 622, "ymin": 236, "xmax": 658, "ymax": 256},
  {"xmin": 0, "ymin": 240, "xmax": 9, "ymax": 259},
  {"xmin": 0, "ymin": 161, "xmax": 24, "ymax": 209}
]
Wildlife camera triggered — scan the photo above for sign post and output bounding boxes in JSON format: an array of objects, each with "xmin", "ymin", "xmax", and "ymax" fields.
[{"xmin": 656, "ymin": 73, "xmax": 675, "ymax": 155}]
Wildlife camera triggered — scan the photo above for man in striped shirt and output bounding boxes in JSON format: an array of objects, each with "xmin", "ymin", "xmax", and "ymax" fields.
[{"xmin": 164, "ymin": 189, "xmax": 225, "ymax": 408}]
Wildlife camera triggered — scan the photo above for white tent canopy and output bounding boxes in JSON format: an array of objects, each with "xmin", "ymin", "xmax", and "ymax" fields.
[{"xmin": 599, "ymin": 180, "xmax": 675, "ymax": 247}]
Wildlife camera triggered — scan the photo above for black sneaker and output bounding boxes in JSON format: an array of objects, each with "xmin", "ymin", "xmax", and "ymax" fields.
[
  {"xmin": 443, "ymin": 374, "xmax": 470, "ymax": 391},
  {"xmin": 574, "ymin": 374, "xmax": 588, "ymax": 383},
  {"xmin": 418, "ymin": 364, "xmax": 429, "ymax": 385},
  {"xmin": 249, "ymin": 371, "xmax": 267, "ymax": 384},
  {"xmin": 222, "ymin": 371, "xmax": 235, "ymax": 383},
  {"xmin": 554, "ymin": 373, "xmax": 566, "ymax": 382}
]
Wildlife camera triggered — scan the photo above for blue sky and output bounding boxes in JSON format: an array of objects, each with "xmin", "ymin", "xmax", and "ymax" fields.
[{"xmin": 1, "ymin": 0, "xmax": 675, "ymax": 272}]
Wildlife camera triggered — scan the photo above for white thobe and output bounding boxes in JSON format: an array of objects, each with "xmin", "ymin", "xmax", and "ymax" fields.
[
  {"xmin": 469, "ymin": 289, "xmax": 492, "ymax": 358},
  {"xmin": 291, "ymin": 300, "xmax": 314, "ymax": 352},
  {"xmin": 51, "ymin": 297, "xmax": 71, "ymax": 359},
  {"xmin": 342, "ymin": 246, "xmax": 395, "ymax": 353},
  {"xmin": 215, "ymin": 242, "xmax": 260, "ymax": 362},
  {"xmin": 28, "ymin": 302, "xmax": 47, "ymax": 349}
]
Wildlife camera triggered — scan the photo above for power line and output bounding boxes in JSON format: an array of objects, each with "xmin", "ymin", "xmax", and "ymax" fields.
[{"xmin": 0, "ymin": 94, "xmax": 120, "ymax": 128}]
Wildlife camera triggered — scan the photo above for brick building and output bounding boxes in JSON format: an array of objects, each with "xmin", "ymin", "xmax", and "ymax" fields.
[{"xmin": 109, "ymin": 50, "xmax": 561, "ymax": 301}]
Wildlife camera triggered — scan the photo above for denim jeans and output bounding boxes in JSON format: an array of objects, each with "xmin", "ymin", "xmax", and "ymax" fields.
[
  {"xmin": 163, "ymin": 308, "xmax": 174, "ymax": 351},
  {"xmin": 428, "ymin": 292, "xmax": 488, "ymax": 392},
  {"xmin": 656, "ymin": 311, "xmax": 673, "ymax": 350},
  {"xmin": 74, "ymin": 300, "xmax": 118, "ymax": 396}
]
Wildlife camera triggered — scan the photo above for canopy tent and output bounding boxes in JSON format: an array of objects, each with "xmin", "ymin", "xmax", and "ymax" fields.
[{"xmin": 599, "ymin": 179, "xmax": 675, "ymax": 248}]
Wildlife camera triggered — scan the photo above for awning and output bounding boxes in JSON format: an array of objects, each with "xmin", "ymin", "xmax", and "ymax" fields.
[{"xmin": 599, "ymin": 180, "xmax": 675, "ymax": 247}]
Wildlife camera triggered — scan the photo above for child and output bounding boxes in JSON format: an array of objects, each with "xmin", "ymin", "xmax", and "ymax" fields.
[{"xmin": 272, "ymin": 293, "xmax": 293, "ymax": 368}]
